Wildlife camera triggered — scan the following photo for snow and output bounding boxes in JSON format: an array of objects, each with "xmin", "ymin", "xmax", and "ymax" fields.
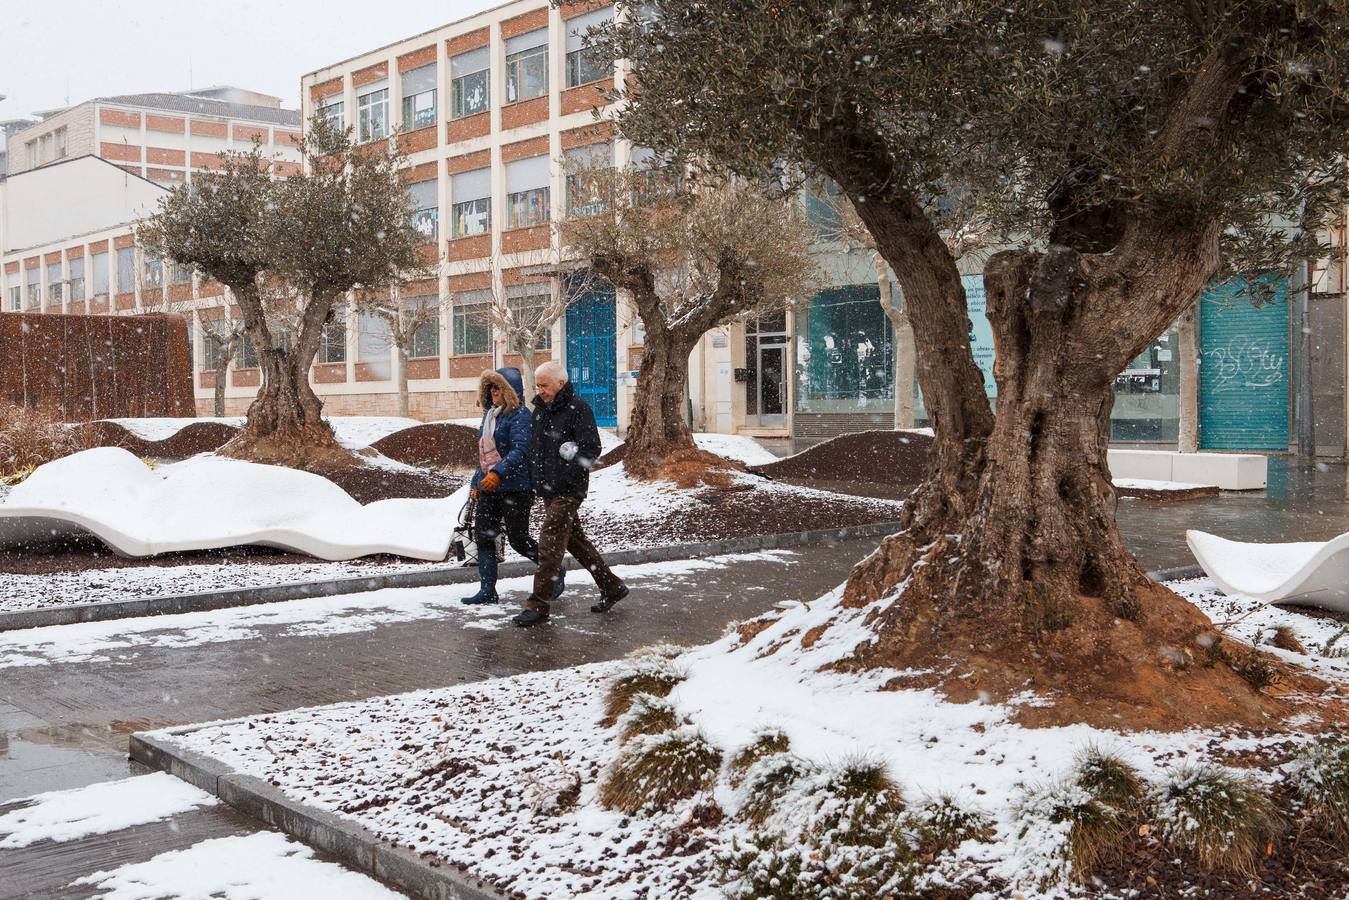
[
  {"xmin": 1113, "ymin": 478, "xmax": 1211, "ymax": 491},
  {"xmin": 149, "ymin": 575, "xmax": 1348, "ymax": 898},
  {"xmin": 0, "ymin": 551, "xmax": 797, "ymax": 669},
  {"xmin": 0, "ymin": 773, "xmax": 218, "ymax": 849},
  {"xmin": 691, "ymin": 433, "xmax": 779, "ymax": 466},
  {"xmin": 0, "ymin": 448, "xmax": 464, "ymax": 561},
  {"xmin": 71, "ymin": 831, "xmax": 405, "ymax": 899}
]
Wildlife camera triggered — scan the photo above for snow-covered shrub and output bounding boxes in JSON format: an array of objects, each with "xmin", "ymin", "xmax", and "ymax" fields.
[
  {"xmin": 737, "ymin": 753, "xmax": 819, "ymax": 827},
  {"xmin": 727, "ymin": 728, "xmax": 790, "ymax": 788},
  {"xmin": 598, "ymin": 726, "xmax": 720, "ymax": 813},
  {"xmin": 1322, "ymin": 627, "xmax": 1349, "ymax": 659},
  {"xmin": 602, "ymin": 657, "xmax": 685, "ymax": 724},
  {"xmin": 1013, "ymin": 780, "xmax": 1125, "ymax": 886},
  {"xmin": 716, "ymin": 828, "xmax": 921, "ymax": 900},
  {"xmin": 1289, "ymin": 742, "xmax": 1349, "ymax": 839},
  {"xmin": 626, "ymin": 641, "xmax": 686, "ymax": 661},
  {"xmin": 1153, "ymin": 763, "xmax": 1277, "ymax": 874},
  {"xmin": 905, "ymin": 794, "xmax": 994, "ymax": 855},
  {"xmin": 1075, "ymin": 746, "xmax": 1144, "ymax": 810},
  {"xmin": 791, "ymin": 756, "xmax": 906, "ymax": 847},
  {"xmin": 616, "ymin": 692, "xmax": 679, "ymax": 743}
]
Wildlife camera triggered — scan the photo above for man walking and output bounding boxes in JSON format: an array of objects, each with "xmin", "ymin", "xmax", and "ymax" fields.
[{"xmin": 514, "ymin": 361, "xmax": 628, "ymax": 627}]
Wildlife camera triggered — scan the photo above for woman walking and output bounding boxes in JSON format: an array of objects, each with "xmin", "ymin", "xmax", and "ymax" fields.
[{"xmin": 462, "ymin": 367, "xmax": 559, "ymax": 605}]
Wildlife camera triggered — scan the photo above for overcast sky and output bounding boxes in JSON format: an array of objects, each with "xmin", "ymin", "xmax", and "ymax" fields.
[{"xmin": 0, "ymin": 0, "xmax": 504, "ymax": 119}]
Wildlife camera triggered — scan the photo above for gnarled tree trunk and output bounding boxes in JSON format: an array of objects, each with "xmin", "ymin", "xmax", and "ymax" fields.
[{"xmin": 625, "ymin": 327, "xmax": 698, "ymax": 471}]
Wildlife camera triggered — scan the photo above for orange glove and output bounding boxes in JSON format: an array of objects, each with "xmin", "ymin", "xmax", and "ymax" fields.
[{"xmin": 480, "ymin": 471, "xmax": 502, "ymax": 492}]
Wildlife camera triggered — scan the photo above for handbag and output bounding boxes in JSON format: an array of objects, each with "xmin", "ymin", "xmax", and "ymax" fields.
[{"xmin": 449, "ymin": 494, "xmax": 507, "ymax": 566}]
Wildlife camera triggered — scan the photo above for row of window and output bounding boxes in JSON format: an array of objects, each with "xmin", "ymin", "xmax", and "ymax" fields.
[
  {"xmin": 318, "ymin": 7, "xmax": 612, "ymax": 142},
  {"xmin": 25, "ymin": 127, "xmax": 68, "ymax": 168},
  {"xmin": 196, "ymin": 296, "xmax": 552, "ymax": 372},
  {"xmin": 5, "ymin": 251, "xmax": 195, "ymax": 310}
]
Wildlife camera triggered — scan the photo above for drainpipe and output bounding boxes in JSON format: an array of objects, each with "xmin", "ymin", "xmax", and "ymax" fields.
[{"xmin": 1297, "ymin": 259, "xmax": 1315, "ymax": 458}]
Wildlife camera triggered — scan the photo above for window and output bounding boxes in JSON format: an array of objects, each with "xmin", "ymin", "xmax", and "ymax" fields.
[
  {"xmin": 407, "ymin": 179, "xmax": 438, "ymax": 240},
  {"xmin": 357, "ymin": 87, "xmax": 389, "ymax": 142},
  {"xmin": 47, "ymin": 260, "xmax": 63, "ymax": 304},
  {"xmin": 504, "ymin": 29, "xmax": 548, "ymax": 104},
  {"xmin": 26, "ymin": 140, "xmax": 37, "ymax": 167},
  {"xmin": 804, "ymin": 180, "xmax": 845, "ymax": 242},
  {"xmin": 404, "ymin": 296, "xmax": 440, "ymax": 358},
  {"xmin": 358, "ymin": 312, "xmax": 393, "ymax": 378},
  {"xmin": 235, "ymin": 335, "xmax": 259, "ymax": 368},
  {"xmin": 400, "ymin": 64, "xmax": 438, "ymax": 130},
  {"xmin": 39, "ymin": 134, "xmax": 52, "ymax": 164},
  {"xmin": 318, "ymin": 97, "xmax": 344, "ymax": 131},
  {"xmin": 9, "ymin": 285, "xmax": 20, "ymax": 311},
  {"xmin": 450, "ymin": 47, "xmax": 490, "ymax": 118},
  {"xmin": 507, "ymin": 289, "xmax": 553, "ymax": 350},
  {"xmin": 115, "ymin": 247, "xmax": 135, "ymax": 294},
  {"xmin": 797, "ymin": 284, "xmax": 894, "ymax": 414},
  {"xmin": 201, "ymin": 326, "xmax": 229, "ymax": 371},
  {"xmin": 564, "ymin": 143, "xmax": 613, "ymax": 216},
  {"xmin": 144, "ymin": 256, "xmax": 164, "ymax": 288},
  {"xmin": 171, "ymin": 262, "xmax": 193, "ymax": 285},
  {"xmin": 452, "ymin": 292, "xmax": 492, "ymax": 355},
  {"xmin": 451, "ymin": 168, "xmax": 491, "ymax": 237},
  {"xmin": 505, "ymin": 155, "xmax": 550, "ymax": 229},
  {"xmin": 68, "ymin": 257, "xmax": 85, "ymax": 301},
  {"xmin": 25, "ymin": 268, "xmax": 40, "ymax": 308},
  {"xmin": 54, "ymin": 127, "xmax": 67, "ymax": 159},
  {"xmin": 319, "ymin": 305, "xmax": 346, "ymax": 363},
  {"xmin": 92, "ymin": 252, "xmax": 109, "ymax": 299},
  {"xmin": 565, "ymin": 7, "xmax": 612, "ymax": 88}
]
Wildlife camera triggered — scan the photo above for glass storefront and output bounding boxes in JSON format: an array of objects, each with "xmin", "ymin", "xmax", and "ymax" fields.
[
  {"xmin": 1110, "ymin": 325, "xmax": 1181, "ymax": 442},
  {"xmin": 795, "ymin": 284, "xmax": 894, "ymax": 413}
]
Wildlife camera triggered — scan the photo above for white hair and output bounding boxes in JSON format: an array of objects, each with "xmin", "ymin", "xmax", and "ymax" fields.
[{"xmin": 535, "ymin": 360, "xmax": 569, "ymax": 383}]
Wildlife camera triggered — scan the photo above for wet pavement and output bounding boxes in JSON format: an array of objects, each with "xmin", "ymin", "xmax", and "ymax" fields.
[{"xmin": 3, "ymin": 456, "xmax": 1348, "ymax": 896}]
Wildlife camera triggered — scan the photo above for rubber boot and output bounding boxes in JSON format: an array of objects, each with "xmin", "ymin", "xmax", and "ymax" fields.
[{"xmin": 461, "ymin": 541, "xmax": 499, "ymax": 605}]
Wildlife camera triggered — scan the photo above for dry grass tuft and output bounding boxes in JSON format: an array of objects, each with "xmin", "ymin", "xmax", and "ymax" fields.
[
  {"xmin": 1076, "ymin": 745, "xmax": 1145, "ymax": 810},
  {"xmin": 599, "ymin": 727, "xmax": 721, "ymax": 813},
  {"xmin": 616, "ymin": 693, "xmax": 680, "ymax": 744},
  {"xmin": 797, "ymin": 756, "xmax": 905, "ymax": 846},
  {"xmin": 602, "ymin": 659, "xmax": 686, "ymax": 725},
  {"xmin": 1269, "ymin": 625, "xmax": 1306, "ymax": 655},
  {"xmin": 727, "ymin": 729, "xmax": 790, "ymax": 789},
  {"xmin": 738, "ymin": 753, "xmax": 818, "ymax": 827},
  {"xmin": 906, "ymin": 793, "xmax": 995, "ymax": 854},
  {"xmin": 0, "ymin": 404, "xmax": 86, "ymax": 477},
  {"xmin": 1016, "ymin": 780, "xmax": 1128, "ymax": 882},
  {"xmin": 1154, "ymin": 763, "xmax": 1278, "ymax": 875},
  {"xmin": 1289, "ymin": 742, "xmax": 1349, "ymax": 839}
]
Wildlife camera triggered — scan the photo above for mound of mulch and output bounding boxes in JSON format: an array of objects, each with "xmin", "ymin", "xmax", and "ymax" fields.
[
  {"xmin": 84, "ymin": 420, "xmax": 241, "ymax": 458},
  {"xmin": 751, "ymin": 429, "xmax": 932, "ymax": 486},
  {"xmin": 372, "ymin": 422, "xmax": 479, "ymax": 470},
  {"xmin": 1116, "ymin": 482, "xmax": 1220, "ymax": 501},
  {"xmin": 309, "ymin": 464, "xmax": 463, "ymax": 505}
]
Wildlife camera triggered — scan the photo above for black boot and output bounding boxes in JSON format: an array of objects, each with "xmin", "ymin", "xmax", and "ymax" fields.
[
  {"xmin": 461, "ymin": 542, "xmax": 499, "ymax": 606},
  {"xmin": 591, "ymin": 584, "xmax": 629, "ymax": 614},
  {"xmin": 512, "ymin": 608, "xmax": 548, "ymax": 627}
]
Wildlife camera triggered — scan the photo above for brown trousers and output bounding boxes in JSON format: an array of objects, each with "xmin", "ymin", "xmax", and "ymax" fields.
[{"xmin": 525, "ymin": 496, "xmax": 624, "ymax": 613}]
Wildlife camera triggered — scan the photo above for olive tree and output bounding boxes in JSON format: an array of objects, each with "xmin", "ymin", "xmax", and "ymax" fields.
[
  {"xmin": 591, "ymin": 0, "xmax": 1349, "ymax": 715},
  {"xmin": 561, "ymin": 167, "xmax": 817, "ymax": 475},
  {"xmin": 139, "ymin": 118, "xmax": 426, "ymax": 465}
]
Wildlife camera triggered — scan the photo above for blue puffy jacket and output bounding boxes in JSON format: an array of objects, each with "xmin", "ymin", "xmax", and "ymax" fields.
[{"xmin": 471, "ymin": 367, "xmax": 533, "ymax": 493}]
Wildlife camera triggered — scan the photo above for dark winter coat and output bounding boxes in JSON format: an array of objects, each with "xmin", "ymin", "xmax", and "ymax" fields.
[
  {"xmin": 530, "ymin": 380, "xmax": 603, "ymax": 500},
  {"xmin": 471, "ymin": 367, "xmax": 533, "ymax": 493}
]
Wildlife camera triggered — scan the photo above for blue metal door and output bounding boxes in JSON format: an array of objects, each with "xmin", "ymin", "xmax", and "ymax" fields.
[
  {"xmin": 565, "ymin": 283, "xmax": 618, "ymax": 426},
  {"xmin": 1199, "ymin": 276, "xmax": 1290, "ymax": 450}
]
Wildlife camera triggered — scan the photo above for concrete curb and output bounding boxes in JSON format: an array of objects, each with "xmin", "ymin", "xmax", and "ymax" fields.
[
  {"xmin": 0, "ymin": 520, "xmax": 905, "ymax": 632},
  {"xmin": 130, "ymin": 728, "xmax": 505, "ymax": 900}
]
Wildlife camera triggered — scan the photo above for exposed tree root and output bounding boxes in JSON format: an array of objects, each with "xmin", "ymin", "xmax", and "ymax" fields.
[{"xmin": 622, "ymin": 446, "xmax": 746, "ymax": 489}]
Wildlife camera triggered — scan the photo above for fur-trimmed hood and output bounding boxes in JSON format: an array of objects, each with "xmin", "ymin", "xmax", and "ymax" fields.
[{"xmin": 479, "ymin": 367, "xmax": 524, "ymax": 412}]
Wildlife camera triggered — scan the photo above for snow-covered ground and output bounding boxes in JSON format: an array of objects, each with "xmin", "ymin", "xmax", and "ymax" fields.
[
  {"xmin": 0, "ymin": 448, "xmax": 462, "ymax": 561},
  {"xmin": 99, "ymin": 417, "xmax": 245, "ymax": 441},
  {"xmin": 0, "ymin": 773, "xmax": 217, "ymax": 849},
  {"xmin": 154, "ymin": 578, "xmax": 1349, "ymax": 899},
  {"xmin": 691, "ymin": 432, "xmax": 779, "ymax": 466},
  {"xmin": 0, "ymin": 552, "xmax": 796, "ymax": 669}
]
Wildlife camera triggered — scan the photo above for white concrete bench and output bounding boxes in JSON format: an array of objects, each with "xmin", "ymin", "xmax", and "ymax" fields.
[
  {"xmin": 1107, "ymin": 449, "xmax": 1267, "ymax": 490},
  {"xmin": 1187, "ymin": 529, "xmax": 1349, "ymax": 613}
]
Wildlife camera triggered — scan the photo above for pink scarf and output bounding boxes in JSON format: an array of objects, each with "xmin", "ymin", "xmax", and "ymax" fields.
[{"xmin": 478, "ymin": 405, "xmax": 502, "ymax": 473}]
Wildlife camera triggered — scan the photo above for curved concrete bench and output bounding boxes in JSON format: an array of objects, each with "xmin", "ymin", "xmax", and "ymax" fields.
[
  {"xmin": 1186, "ymin": 529, "xmax": 1349, "ymax": 613},
  {"xmin": 0, "ymin": 447, "xmax": 462, "ymax": 562}
]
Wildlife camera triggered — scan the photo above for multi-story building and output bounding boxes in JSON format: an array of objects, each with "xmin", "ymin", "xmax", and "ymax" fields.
[{"xmin": 0, "ymin": 87, "xmax": 301, "ymax": 370}]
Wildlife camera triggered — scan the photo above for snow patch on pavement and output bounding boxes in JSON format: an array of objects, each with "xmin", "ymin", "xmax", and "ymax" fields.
[
  {"xmin": 0, "ymin": 773, "xmax": 217, "ymax": 849},
  {"xmin": 71, "ymin": 830, "xmax": 404, "ymax": 899}
]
